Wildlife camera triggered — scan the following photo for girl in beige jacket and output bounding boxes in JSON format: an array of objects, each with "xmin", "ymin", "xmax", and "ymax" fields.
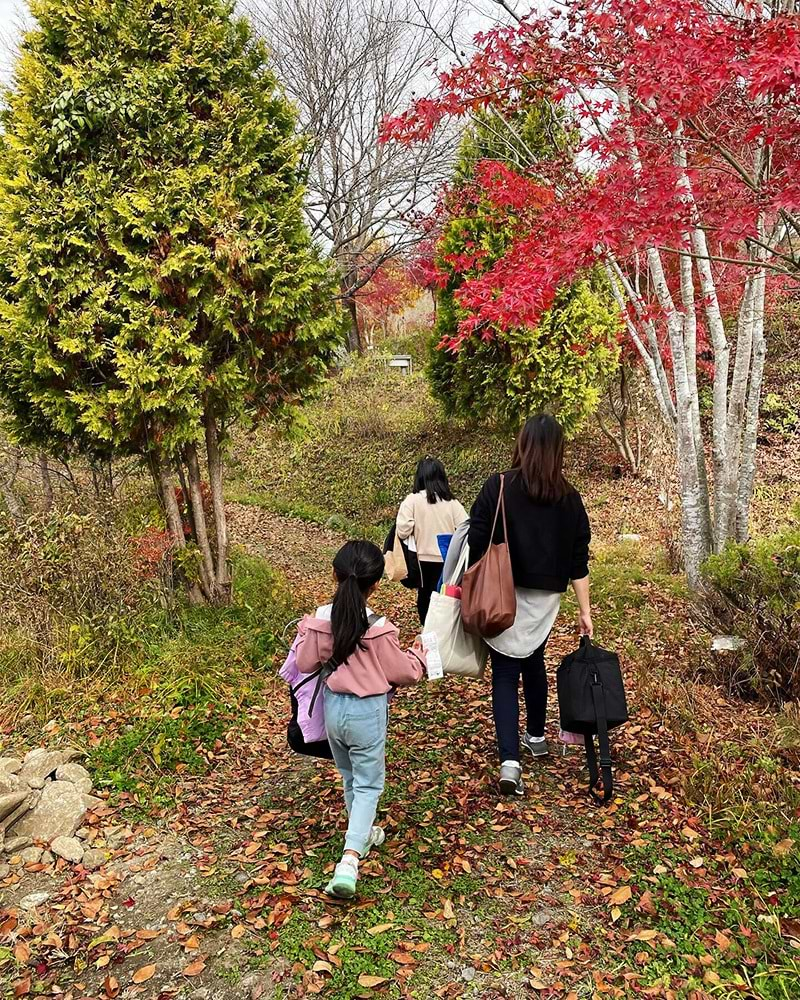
[{"xmin": 396, "ymin": 458, "xmax": 468, "ymax": 624}]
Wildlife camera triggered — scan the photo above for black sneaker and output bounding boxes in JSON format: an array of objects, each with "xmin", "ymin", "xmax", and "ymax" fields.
[{"xmin": 522, "ymin": 734, "xmax": 550, "ymax": 758}]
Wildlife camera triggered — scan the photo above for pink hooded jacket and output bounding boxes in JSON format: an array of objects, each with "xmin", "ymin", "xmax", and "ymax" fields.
[{"xmin": 295, "ymin": 613, "xmax": 426, "ymax": 697}]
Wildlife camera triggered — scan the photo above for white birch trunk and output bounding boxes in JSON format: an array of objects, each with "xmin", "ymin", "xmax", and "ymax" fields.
[{"xmin": 735, "ymin": 263, "xmax": 767, "ymax": 541}]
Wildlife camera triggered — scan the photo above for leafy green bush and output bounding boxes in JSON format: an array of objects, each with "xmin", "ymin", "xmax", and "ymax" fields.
[
  {"xmin": 429, "ymin": 277, "xmax": 622, "ymax": 434},
  {"xmin": 702, "ymin": 520, "xmax": 800, "ymax": 703},
  {"xmin": 427, "ymin": 104, "xmax": 621, "ymax": 434},
  {"xmin": 761, "ymin": 392, "xmax": 800, "ymax": 438}
]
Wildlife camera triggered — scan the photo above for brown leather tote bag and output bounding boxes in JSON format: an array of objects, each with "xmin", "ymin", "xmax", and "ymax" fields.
[{"xmin": 461, "ymin": 474, "xmax": 516, "ymax": 638}]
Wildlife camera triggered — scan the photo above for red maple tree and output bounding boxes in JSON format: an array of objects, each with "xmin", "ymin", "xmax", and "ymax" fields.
[{"xmin": 383, "ymin": 0, "xmax": 800, "ymax": 584}]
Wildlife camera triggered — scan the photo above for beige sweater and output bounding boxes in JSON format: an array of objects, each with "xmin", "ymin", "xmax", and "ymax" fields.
[{"xmin": 396, "ymin": 491, "xmax": 469, "ymax": 562}]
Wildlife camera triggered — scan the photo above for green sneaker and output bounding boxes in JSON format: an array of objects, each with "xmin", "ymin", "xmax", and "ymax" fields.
[{"xmin": 325, "ymin": 857, "xmax": 358, "ymax": 899}]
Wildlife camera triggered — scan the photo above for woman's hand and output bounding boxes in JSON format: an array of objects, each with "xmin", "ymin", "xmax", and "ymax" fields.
[
  {"xmin": 571, "ymin": 576, "xmax": 593, "ymax": 638},
  {"xmin": 412, "ymin": 635, "xmax": 424, "ymax": 653}
]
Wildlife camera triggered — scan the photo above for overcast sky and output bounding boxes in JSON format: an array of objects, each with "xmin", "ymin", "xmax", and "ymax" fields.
[
  {"xmin": 0, "ymin": 0, "xmax": 26, "ymax": 82},
  {"xmin": 0, "ymin": 0, "xmax": 510, "ymax": 92}
]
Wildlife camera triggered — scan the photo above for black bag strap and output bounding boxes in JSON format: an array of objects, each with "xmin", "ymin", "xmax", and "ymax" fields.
[
  {"xmin": 586, "ymin": 671, "xmax": 614, "ymax": 804},
  {"xmin": 291, "ymin": 669, "xmax": 322, "ymax": 694},
  {"xmin": 307, "ymin": 612, "xmax": 382, "ymax": 717}
]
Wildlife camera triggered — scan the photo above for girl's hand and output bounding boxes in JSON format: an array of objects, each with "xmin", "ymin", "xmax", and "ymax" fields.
[
  {"xmin": 412, "ymin": 635, "xmax": 424, "ymax": 652},
  {"xmin": 578, "ymin": 610, "xmax": 594, "ymax": 638}
]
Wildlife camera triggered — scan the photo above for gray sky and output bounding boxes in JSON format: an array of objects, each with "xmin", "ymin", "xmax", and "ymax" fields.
[
  {"xmin": 0, "ymin": 0, "xmax": 28, "ymax": 86},
  {"xmin": 0, "ymin": 0, "xmax": 510, "ymax": 92}
]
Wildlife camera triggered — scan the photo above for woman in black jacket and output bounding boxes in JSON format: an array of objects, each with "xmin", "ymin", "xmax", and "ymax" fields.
[{"xmin": 468, "ymin": 414, "xmax": 593, "ymax": 798}]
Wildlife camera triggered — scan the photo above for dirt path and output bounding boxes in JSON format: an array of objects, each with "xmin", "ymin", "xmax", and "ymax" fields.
[{"xmin": 0, "ymin": 506, "xmax": 716, "ymax": 1000}]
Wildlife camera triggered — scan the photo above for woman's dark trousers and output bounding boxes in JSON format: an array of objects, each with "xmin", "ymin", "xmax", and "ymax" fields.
[
  {"xmin": 416, "ymin": 560, "xmax": 443, "ymax": 626},
  {"xmin": 491, "ymin": 642, "xmax": 548, "ymax": 762}
]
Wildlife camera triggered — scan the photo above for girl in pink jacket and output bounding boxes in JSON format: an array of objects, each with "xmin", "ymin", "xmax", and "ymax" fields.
[{"xmin": 296, "ymin": 539, "xmax": 426, "ymax": 898}]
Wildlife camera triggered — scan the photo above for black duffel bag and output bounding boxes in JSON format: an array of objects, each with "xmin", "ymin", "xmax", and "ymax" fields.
[{"xmin": 557, "ymin": 637, "xmax": 629, "ymax": 804}]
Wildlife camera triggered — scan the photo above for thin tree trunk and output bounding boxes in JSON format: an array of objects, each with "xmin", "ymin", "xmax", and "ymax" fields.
[
  {"xmin": 204, "ymin": 404, "xmax": 231, "ymax": 603},
  {"xmin": 345, "ymin": 295, "xmax": 361, "ymax": 353},
  {"xmin": 184, "ymin": 442, "xmax": 217, "ymax": 602},
  {"xmin": 735, "ymin": 263, "xmax": 767, "ymax": 542},
  {"xmin": 151, "ymin": 450, "xmax": 204, "ymax": 606},
  {"xmin": 341, "ymin": 271, "xmax": 362, "ymax": 354},
  {"xmin": 175, "ymin": 460, "xmax": 196, "ymax": 543},
  {"xmin": 154, "ymin": 452, "xmax": 186, "ymax": 550},
  {"xmin": 39, "ymin": 452, "xmax": 53, "ymax": 512},
  {"xmin": 596, "ymin": 366, "xmax": 639, "ymax": 474},
  {"xmin": 717, "ymin": 275, "xmax": 757, "ymax": 545},
  {"xmin": 0, "ymin": 447, "xmax": 22, "ymax": 523}
]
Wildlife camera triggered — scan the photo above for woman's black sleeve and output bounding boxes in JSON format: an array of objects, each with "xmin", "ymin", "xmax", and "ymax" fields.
[
  {"xmin": 467, "ymin": 475, "xmax": 496, "ymax": 565},
  {"xmin": 570, "ymin": 492, "xmax": 591, "ymax": 580}
]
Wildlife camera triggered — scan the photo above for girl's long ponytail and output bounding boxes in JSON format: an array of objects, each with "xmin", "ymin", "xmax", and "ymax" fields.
[{"xmin": 328, "ymin": 540, "xmax": 385, "ymax": 668}]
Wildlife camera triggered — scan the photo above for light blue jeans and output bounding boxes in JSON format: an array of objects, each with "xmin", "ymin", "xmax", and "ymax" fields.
[{"xmin": 323, "ymin": 687, "xmax": 388, "ymax": 856}]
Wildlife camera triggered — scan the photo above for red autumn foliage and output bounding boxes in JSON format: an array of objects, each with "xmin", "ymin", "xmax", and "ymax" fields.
[{"xmin": 381, "ymin": 0, "xmax": 800, "ymax": 349}]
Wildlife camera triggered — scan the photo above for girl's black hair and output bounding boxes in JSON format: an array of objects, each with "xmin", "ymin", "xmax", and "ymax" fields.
[
  {"xmin": 413, "ymin": 457, "xmax": 453, "ymax": 504},
  {"xmin": 329, "ymin": 540, "xmax": 385, "ymax": 667}
]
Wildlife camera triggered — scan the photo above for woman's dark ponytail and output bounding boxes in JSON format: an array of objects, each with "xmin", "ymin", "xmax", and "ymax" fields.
[{"xmin": 329, "ymin": 540, "xmax": 385, "ymax": 667}]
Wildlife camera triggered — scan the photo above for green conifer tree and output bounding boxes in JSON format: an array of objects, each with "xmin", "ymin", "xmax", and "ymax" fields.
[
  {"xmin": 429, "ymin": 104, "xmax": 621, "ymax": 434},
  {"xmin": 0, "ymin": 0, "xmax": 342, "ymax": 602}
]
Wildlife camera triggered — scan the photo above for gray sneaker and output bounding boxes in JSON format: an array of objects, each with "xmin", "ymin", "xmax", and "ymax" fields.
[
  {"xmin": 499, "ymin": 762, "xmax": 525, "ymax": 797},
  {"xmin": 522, "ymin": 734, "xmax": 550, "ymax": 758}
]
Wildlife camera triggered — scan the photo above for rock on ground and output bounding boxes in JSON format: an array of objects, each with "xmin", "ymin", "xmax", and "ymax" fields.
[
  {"xmin": 19, "ymin": 890, "xmax": 51, "ymax": 910},
  {"xmin": 18, "ymin": 750, "xmax": 65, "ymax": 786},
  {"xmin": 82, "ymin": 847, "xmax": 108, "ymax": 870},
  {"xmin": 50, "ymin": 835, "xmax": 84, "ymax": 863},
  {"xmin": 0, "ymin": 790, "xmax": 30, "ymax": 824},
  {"xmin": 3, "ymin": 835, "xmax": 32, "ymax": 853},
  {"xmin": 55, "ymin": 763, "xmax": 92, "ymax": 794},
  {"xmin": 9, "ymin": 780, "xmax": 86, "ymax": 842}
]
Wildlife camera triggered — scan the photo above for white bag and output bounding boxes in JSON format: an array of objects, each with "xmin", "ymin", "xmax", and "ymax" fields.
[{"xmin": 423, "ymin": 547, "xmax": 488, "ymax": 679}]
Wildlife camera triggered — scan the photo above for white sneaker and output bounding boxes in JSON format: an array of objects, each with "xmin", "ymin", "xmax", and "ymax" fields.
[
  {"xmin": 363, "ymin": 825, "xmax": 386, "ymax": 857},
  {"xmin": 325, "ymin": 856, "xmax": 358, "ymax": 898}
]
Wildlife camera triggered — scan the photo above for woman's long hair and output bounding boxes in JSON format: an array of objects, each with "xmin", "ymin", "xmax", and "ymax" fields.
[
  {"xmin": 414, "ymin": 457, "xmax": 453, "ymax": 504},
  {"xmin": 329, "ymin": 540, "xmax": 385, "ymax": 667},
  {"xmin": 512, "ymin": 414, "xmax": 573, "ymax": 503}
]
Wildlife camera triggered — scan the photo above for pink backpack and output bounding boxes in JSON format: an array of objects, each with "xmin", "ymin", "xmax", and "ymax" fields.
[{"xmin": 280, "ymin": 635, "xmax": 331, "ymax": 756}]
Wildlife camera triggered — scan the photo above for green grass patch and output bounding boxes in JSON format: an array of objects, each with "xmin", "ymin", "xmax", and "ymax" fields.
[
  {"xmin": 228, "ymin": 352, "xmax": 513, "ymax": 537},
  {"xmin": 615, "ymin": 823, "xmax": 800, "ymax": 998}
]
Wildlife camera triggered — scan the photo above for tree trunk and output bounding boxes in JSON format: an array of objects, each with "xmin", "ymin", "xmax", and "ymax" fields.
[
  {"xmin": 205, "ymin": 404, "xmax": 232, "ymax": 603},
  {"xmin": 184, "ymin": 442, "xmax": 218, "ymax": 602},
  {"xmin": 175, "ymin": 460, "xmax": 196, "ymax": 543},
  {"xmin": 0, "ymin": 447, "xmax": 22, "ymax": 523},
  {"xmin": 735, "ymin": 264, "xmax": 767, "ymax": 542},
  {"xmin": 152, "ymin": 449, "xmax": 204, "ymax": 605},
  {"xmin": 341, "ymin": 272, "xmax": 362, "ymax": 354},
  {"xmin": 345, "ymin": 295, "xmax": 361, "ymax": 353},
  {"xmin": 596, "ymin": 365, "xmax": 640, "ymax": 474},
  {"xmin": 154, "ymin": 452, "xmax": 186, "ymax": 550},
  {"xmin": 39, "ymin": 452, "xmax": 53, "ymax": 512}
]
